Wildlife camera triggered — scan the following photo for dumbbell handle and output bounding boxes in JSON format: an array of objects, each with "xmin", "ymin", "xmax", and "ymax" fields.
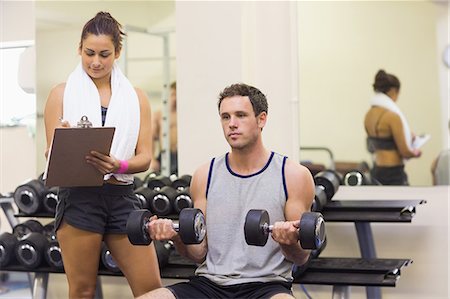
[
  {"xmin": 145, "ymin": 221, "xmax": 180, "ymax": 232},
  {"xmin": 262, "ymin": 222, "xmax": 319, "ymax": 237}
]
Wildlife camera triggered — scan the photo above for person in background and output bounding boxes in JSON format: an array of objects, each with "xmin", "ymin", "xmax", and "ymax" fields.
[
  {"xmin": 139, "ymin": 83, "xmax": 315, "ymax": 299},
  {"xmin": 431, "ymin": 120, "xmax": 450, "ymax": 185},
  {"xmin": 150, "ymin": 81, "xmax": 178, "ymax": 175},
  {"xmin": 43, "ymin": 12, "xmax": 161, "ymax": 298},
  {"xmin": 364, "ymin": 69, "xmax": 421, "ymax": 185}
]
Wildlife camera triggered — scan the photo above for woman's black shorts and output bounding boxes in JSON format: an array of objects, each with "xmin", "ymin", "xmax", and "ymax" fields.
[{"xmin": 55, "ymin": 184, "xmax": 141, "ymax": 234}]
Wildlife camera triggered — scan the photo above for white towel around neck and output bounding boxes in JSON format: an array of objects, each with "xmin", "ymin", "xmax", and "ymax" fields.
[
  {"xmin": 370, "ymin": 92, "xmax": 412, "ymax": 150},
  {"xmin": 63, "ymin": 62, "xmax": 140, "ymax": 183}
]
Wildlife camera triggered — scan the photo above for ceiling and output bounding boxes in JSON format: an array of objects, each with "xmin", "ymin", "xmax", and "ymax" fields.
[{"xmin": 36, "ymin": 1, "xmax": 175, "ymax": 31}]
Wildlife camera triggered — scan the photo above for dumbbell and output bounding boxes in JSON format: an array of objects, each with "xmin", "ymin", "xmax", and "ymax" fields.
[
  {"xmin": 172, "ymin": 187, "xmax": 193, "ymax": 214},
  {"xmin": 42, "ymin": 221, "xmax": 56, "ymax": 239},
  {"xmin": 127, "ymin": 208, "xmax": 206, "ymax": 245},
  {"xmin": 0, "ymin": 232, "xmax": 18, "ymax": 267},
  {"xmin": 343, "ymin": 169, "xmax": 378, "ymax": 186},
  {"xmin": 146, "ymin": 175, "xmax": 172, "ymax": 190},
  {"xmin": 44, "ymin": 234, "xmax": 63, "ymax": 270},
  {"xmin": 43, "ymin": 187, "xmax": 58, "ymax": 214},
  {"xmin": 13, "ymin": 219, "xmax": 44, "ymax": 239},
  {"xmin": 134, "ymin": 186, "xmax": 158, "ymax": 210},
  {"xmin": 133, "ymin": 176, "xmax": 144, "ymax": 190},
  {"xmin": 244, "ymin": 209, "xmax": 325, "ymax": 250},
  {"xmin": 15, "ymin": 232, "xmax": 49, "ymax": 269},
  {"xmin": 100, "ymin": 243, "xmax": 121, "ymax": 273},
  {"xmin": 149, "ymin": 186, "xmax": 178, "ymax": 216},
  {"xmin": 312, "ymin": 170, "xmax": 341, "ymax": 212},
  {"xmin": 14, "ymin": 179, "xmax": 48, "ymax": 215},
  {"xmin": 171, "ymin": 174, "xmax": 192, "ymax": 190},
  {"xmin": 40, "ymin": 221, "xmax": 63, "ymax": 269}
]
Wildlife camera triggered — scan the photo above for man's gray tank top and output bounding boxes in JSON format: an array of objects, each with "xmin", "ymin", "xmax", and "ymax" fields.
[{"xmin": 195, "ymin": 151, "xmax": 294, "ymax": 286}]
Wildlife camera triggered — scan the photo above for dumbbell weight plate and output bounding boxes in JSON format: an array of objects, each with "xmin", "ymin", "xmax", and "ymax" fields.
[
  {"xmin": 45, "ymin": 239, "xmax": 63, "ymax": 270},
  {"xmin": 173, "ymin": 188, "xmax": 192, "ymax": 213},
  {"xmin": 312, "ymin": 186, "xmax": 327, "ymax": 212},
  {"xmin": 314, "ymin": 170, "xmax": 340, "ymax": 200},
  {"xmin": 43, "ymin": 187, "xmax": 58, "ymax": 213},
  {"xmin": 127, "ymin": 209, "xmax": 152, "ymax": 245},
  {"xmin": 13, "ymin": 219, "xmax": 44, "ymax": 239},
  {"xmin": 14, "ymin": 179, "xmax": 47, "ymax": 215},
  {"xmin": 101, "ymin": 243, "xmax": 121, "ymax": 273},
  {"xmin": 171, "ymin": 174, "xmax": 192, "ymax": 190},
  {"xmin": 0, "ymin": 232, "xmax": 18, "ymax": 267},
  {"xmin": 244, "ymin": 209, "xmax": 270, "ymax": 246},
  {"xmin": 178, "ymin": 208, "xmax": 206, "ymax": 244},
  {"xmin": 299, "ymin": 212, "xmax": 325, "ymax": 250},
  {"xmin": 15, "ymin": 232, "xmax": 48, "ymax": 269}
]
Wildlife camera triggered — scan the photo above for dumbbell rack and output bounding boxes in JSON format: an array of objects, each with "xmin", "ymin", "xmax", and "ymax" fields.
[
  {"xmin": 1, "ymin": 191, "xmax": 425, "ymax": 299},
  {"xmin": 318, "ymin": 198, "xmax": 426, "ymax": 299},
  {"xmin": 0, "ymin": 193, "xmax": 108, "ymax": 299}
]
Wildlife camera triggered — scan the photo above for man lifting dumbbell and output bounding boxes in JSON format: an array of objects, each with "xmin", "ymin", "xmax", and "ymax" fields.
[{"xmin": 139, "ymin": 83, "xmax": 315, "ymax": 299}]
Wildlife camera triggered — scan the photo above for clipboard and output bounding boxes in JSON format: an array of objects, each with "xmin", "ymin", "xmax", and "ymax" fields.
[
  {"xmin": 44, "ymin": 126, "xmax": 115, "ymax": 187},
  {"xmin": 412, "ymin": 134, "xmax": 431, "ymax": 149}
]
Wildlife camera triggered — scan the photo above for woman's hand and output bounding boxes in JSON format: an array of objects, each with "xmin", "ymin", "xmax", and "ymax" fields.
[{"xmin": 86, "ymin": 151, "xmax": 120, "ymax": 175}]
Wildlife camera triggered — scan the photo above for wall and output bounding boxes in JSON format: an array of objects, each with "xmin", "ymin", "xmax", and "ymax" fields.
[
  {"xmin": 34, "ymin": 2, "xmax": 176, "ymax": 174},
  {"xmin": 297, "ymin": 1, "xmax": 447, "ymax": 186},
  {"xmin": 176, "ymin": 2, "xmax": 300, "ymax": 175},
  {"xmin": 0, "ymin": 1, "xmax": 36, "ymax": 193},
  {"xmin": 306, "ymin": 186, "xmax": 449, "ymax": 299}
]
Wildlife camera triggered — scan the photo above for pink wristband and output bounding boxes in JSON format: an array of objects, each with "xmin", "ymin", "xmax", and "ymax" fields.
[{"xmin": 116, "ymin": 160, "xmax": 129, "ymax": 174}]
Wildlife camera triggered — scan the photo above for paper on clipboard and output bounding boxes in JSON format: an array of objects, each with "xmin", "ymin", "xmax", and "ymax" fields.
[
  {"xmin": 44, "ymin": 127, "xmax": 115, "ymax": 187},
  {"xmin": 412, "ymin": 134, "xmax": 431, "ymax": 149}
]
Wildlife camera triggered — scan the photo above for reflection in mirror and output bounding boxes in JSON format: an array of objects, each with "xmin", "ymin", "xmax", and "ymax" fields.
[
  {"xmin": 0, "ymin": 40, "xmax": 37, "ymax": 192},
  {"xmin": 35, "ymin": 1, "xmax": 176, "ymax": 179},
  {"xmin": 297, "ymin": 1, "xmax": 448, "ymax": 186}
]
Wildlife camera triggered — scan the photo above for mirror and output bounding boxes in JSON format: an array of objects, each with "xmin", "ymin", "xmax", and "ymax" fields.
[
  {"xmin": 35, "ymin": 1, "xmax": 176, "ymax": 178},
  {"xmin": 296, "ymin": 1, "xmax": 448, "ymax": 186}
]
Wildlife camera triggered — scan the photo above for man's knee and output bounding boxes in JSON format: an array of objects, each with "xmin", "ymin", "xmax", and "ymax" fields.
[
  {"xmin": 136, "ymin": 287, "xmax": 175, "ymax": 299},
  {"xmin": 270, "ymin": 293, "xmax": 295, "ymax": 299}
]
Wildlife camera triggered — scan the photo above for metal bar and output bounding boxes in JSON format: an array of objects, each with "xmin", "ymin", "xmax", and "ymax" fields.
[
  {"xmin": 32, "ymin": 273, "xmax": 48, "ymax": 299},
  {"xmin": 300, "ymin": 146, "xmax": 335, "ymax": 170},
  {"xmin": 95, "ymin": 277, "xmax": 103, "ymax": 299},
  {"xmin": 160, "ymin": 34, "xmax": 171, "ymax": 177},
  {"xmin": 355, "ymin": 222, "xmax": 381, "ymax": 299},
  {"xmin": 332, "ymin": 285, "xmax": 350, "ymax": 299}
]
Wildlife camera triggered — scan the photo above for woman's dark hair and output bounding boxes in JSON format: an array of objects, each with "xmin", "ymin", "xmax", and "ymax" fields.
[
  {"xmin": 79, "ymin": 12, "xmax": 126, "ymax": 53},
  {"xmin": 373, "ymin": 69, "xmax": 400, "ymax": 93},
  {"xmin": 218, "ymin": 83, "xmax": 268, "ymax": 116}
]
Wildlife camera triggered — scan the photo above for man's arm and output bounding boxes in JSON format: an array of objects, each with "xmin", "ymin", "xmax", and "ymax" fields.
[
  {"xmin": 271, "ymin": 159, "xmax": 315, "ymax": 266},
  {"xmin": 148, "ymin": 163, "xmax": 209, "ymax": 263}
]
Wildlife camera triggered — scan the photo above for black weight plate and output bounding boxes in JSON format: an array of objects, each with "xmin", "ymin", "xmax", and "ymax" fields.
[
  {"xmin": 0, "ymin": 232, "xmax": 18, "ymax": 267},
  {"xmin": 43, "ymin": 187, "xmax": 58, "ymax": 213},
  {"xmin": 101, "ymin": 243, "xmax": 121, "ymax": 273},
  {"xmin": 244, "ymin": 209, "xmax": 270, "ymax": 246},
  {"xmin": 299, "ymin": 212, "xmax": 326, "ymax": 250},
  {"xmin": 314, "ymin": 170, "xmax": 340, "ymax": 200},
  {"xmin": 312, "ymin": 186, "xmax": 327, "ymax": 212},
  {"xmin": 14, "ymin": 179, "xmax": 47, "ymax": 215},
  {"xmin": 15, "ymin": 232, "xmax": 48, "ymax": 269},
  {"xmin": 178, "ymin": 208, "xmax": 206, "ymax": 244},
  {"xmin": 173, "ymin": 188, "xmax": 192, "ymax": 213},
  {"xmin": 45, "ymin": 240, "xmax": 63, "ymax": 269},
  {"xmin": 344, "ymin": 170, "xmax": 364, "ymax": 186},
  {"xmin": 126, "ymin": 209, "xmax": 152, "ymax": 245}
]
